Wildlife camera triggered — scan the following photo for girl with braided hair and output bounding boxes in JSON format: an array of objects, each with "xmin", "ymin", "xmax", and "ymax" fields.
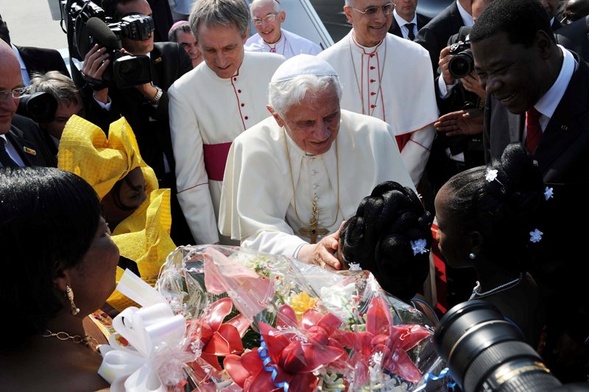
[
  {"xmin": 434, "ymin": 143, "xmax": 547, "ymax": 349},
  {"xmin": 339, "ymin": 180, "xmax": 438, "ymax": 324}
]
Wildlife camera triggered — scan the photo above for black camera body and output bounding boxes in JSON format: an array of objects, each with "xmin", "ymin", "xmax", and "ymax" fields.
[
  {"xmin": 17, "ymin": 92, "xmax": 58, "ymax": 123},
  {"xmin": 448, "ymin": 38, "xmax": 474, "ymax": 79},
  {"xmin": 66, "ymin": 0, "xmax": 152, "ymax": 88},
  {"xmin": 110, "ymin": 14, "xmax": 154, "ymax": 42},
  {"xmin": 434, "ymin": 300, "xmax": 589, "ymax": 392}
]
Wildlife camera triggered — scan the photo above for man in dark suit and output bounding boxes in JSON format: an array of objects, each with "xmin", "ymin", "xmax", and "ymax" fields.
[
  {"xmin": 0, "ymin": 39, "xmax": 54, "ymax": 168},
  {"xmin": 555, "ymin": 14, "xmax": 589, "ymax": 61},
  {"xmin": 541, "ymin": 0, "xmax": 563, "ymax": 30},
  {"xmin": 414, "ymin": 0, "xmax": 473, "ymax": 75},
  {"xmin": 80, "ymin": 0, "xmax": 195, "ymax": 246},
  {"xmin": 0, "ymin": 14, "xmax": 70, "ymax": 82},
  {"xmin": 389, "ymin": 0, "xmax": 431, "ymax": 40},
  {"xmin": 146, "ymin": 0, "xmax": 174, "ymax": 42},
  {"xmin": 559, "ymin": 0, "xmax": 589, "ymax": 25},
  {"xmin": 470, "ymin": 0, "xmax": 589, "ymax": 381}
]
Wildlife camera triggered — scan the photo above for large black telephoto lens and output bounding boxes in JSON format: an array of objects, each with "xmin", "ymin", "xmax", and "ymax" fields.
[{"xmin": 434, "ymin": 300, "xmax": 562, "ymax": 392}]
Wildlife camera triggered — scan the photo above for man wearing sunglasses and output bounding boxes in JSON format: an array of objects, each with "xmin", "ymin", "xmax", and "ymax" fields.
[
  {"xmin": 0, "ymin": 39, "xmax": 54, "ymax": 168},
  {"xmin": 318, "ymin": 0, "xmax": 438, "ymax": 189},
  {"xmin": 245, "ymin": 0, "xmax": 322, "ymax": 58}
]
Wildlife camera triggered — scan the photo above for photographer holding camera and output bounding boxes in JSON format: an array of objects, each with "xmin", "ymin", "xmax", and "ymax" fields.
[
  {"xmin": 71, "ymin": 0, "xmax": 195, "ymax": 246},
  {"xmin": 28, "ymin": 71, "xmax": 84, "ymax": 161}
]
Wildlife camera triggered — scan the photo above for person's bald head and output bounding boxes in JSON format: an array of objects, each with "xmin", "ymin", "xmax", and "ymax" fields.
[{"xmin": 0, "ymin": 38, "xmax": 24, "ymax": 134}]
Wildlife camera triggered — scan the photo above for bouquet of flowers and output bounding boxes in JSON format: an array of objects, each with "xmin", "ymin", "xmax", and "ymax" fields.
[{"xmin": 153, "ymin": 245, "xmax": 448, "ymax": 392}]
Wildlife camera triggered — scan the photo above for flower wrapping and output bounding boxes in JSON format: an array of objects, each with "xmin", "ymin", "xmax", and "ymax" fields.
[{"xmin": 154, "ymin": 245, "xmax": 449, "ymax": 391}]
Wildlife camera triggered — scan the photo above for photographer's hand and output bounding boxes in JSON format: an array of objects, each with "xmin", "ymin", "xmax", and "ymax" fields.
[
  {"xmin": 434, "ymin": 109, "xmax": 483, "ymax": 137},
  {"xmin": 134, "ymin": 82, "xmax": 161, "ymax": 105},
  {"xmin": 438, "ymin": 46, "xmax": 456, "ymax": 86},
  {"xmin": 460, "ymin": 72, "xmax": 486, "ymax": 100},
  {"xmin": 82, "ymin": 44, "xmax": 110, "ymax": 103}
]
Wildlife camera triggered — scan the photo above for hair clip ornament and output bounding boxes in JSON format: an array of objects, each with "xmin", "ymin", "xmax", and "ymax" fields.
[
  {"xmin": 530, "ymin": 229, "xmax": 543, "ymax": 243},
  {"xmin": 544, "ymin": 186, "xmax": 554, "ymax": 201},
  {"xmin": 485, "ymin": 169, "xmax": 498, "ymax": 182},
  {"xmin": 410, "ymin": 239, "xmax": 428, "ymax": 256}
]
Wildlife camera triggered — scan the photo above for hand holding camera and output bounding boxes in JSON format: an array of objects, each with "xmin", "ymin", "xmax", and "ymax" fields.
[{"xmin": 68, "ymin": 0, "xmax": 153, "ymax": 89}]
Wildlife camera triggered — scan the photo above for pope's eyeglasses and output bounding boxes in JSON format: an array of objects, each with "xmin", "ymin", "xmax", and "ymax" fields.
[
  {"xmin": 253, "ymin": 12, "xmax": 278, "ymax": 25},
  {"xmin": 0, "ymin": 87, "xmax": 28, "ymax": 101},
  {"xmin": 351, "ymin": 2, "xmax": 394, "ymax": 16}
]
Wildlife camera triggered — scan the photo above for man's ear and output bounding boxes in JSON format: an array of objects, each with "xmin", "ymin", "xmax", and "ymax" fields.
[
  {"xmin": 279, "ymin": 10, "xmax": 286, "ymax": 23},
  {"xmin": 267, "ymin": 105, "xmax": 285, "ymax": 127},
  {"xmin": 536, "ymin": 30, "xmax": 554, "ymax": 59},
  {"xmin": 343, "ymin": 5, "xmax": 353, "ymax": 24}
]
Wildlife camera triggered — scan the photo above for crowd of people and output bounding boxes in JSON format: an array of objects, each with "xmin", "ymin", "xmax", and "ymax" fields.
[{"xmin": 1, "ymin": 0, "xmax": 588, "ymax": 388}]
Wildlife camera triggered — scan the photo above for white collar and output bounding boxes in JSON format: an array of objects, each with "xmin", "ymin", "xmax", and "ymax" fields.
[
  {"xmin": 534, "ymin": 45, "xmax": 576, "ymax": 120},
  {"xmin": 393, "ymin": 9, "xmax": 417, "ymax": 26},
  {"xmin": 456, "ymin": 0, "xmax": 474, "ymax": 27}
]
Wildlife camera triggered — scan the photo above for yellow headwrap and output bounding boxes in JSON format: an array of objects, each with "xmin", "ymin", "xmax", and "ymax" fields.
[{"xmin": 58, "ymin": 115, "xmax": 176, "ymax": 311}]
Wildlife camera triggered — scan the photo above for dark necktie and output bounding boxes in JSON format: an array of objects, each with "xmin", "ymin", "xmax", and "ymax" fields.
[
  {"xmin": 0, "ymin": 137, "xmax": 19, "ymax": 168},
  {"xmin": 405, "ymin": 23, "xmax": 415, "ymax": 40},
  {"xmin": 525, "ymin": 108, "xmax": 542, "ymax": 153}
]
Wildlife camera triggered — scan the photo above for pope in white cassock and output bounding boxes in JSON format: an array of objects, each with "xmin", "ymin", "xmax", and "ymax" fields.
[
  {"xmin": 168, "ymin": 0, "xmax": 285, "ymax": 245},
  {"xmin": 219, "ymin": 54, "xmax": 415, "ymax": 269},
  {"xmin": 317, "ymin": 0, "xmax": 439, "ymax": 187}
]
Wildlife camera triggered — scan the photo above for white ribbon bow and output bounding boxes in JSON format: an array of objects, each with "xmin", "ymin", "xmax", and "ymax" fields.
[{"xmin": 98, "ymin": 270, "xmax": 190, "ymax": 391}]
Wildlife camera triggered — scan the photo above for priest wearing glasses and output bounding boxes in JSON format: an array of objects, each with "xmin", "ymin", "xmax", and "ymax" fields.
[
  {"xmin": 245, "ymin": 0, "xmax": 322, "ymax": 58},
  {"xmin": 318, "ymin": 0, "xmax": 438, "ymax": 189},
  {"xmin": 219, "ymin": 55, "xmax": 414, "ymax": 269}
]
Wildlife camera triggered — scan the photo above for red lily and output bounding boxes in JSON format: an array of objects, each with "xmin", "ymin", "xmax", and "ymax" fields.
[
  {"xmin": 187, "ymin": 297, "xmax": 250, "ymax": 378},
  {"xmin": 224, "ymin": 321, "xmax": 345, "ymax": 392},
  {"xmin": 345, "ymin": 297, "xmax": 431, "ymax": 384}
]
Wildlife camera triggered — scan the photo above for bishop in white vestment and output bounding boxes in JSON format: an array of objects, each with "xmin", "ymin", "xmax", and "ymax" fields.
[{"xmin": 318, "ymin": 31, "xmax": 439, "ymax": 186}]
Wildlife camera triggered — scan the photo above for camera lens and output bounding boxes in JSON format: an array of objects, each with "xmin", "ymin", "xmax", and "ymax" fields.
[
  {"xmin": 112, "ymin": 54, "xmax": 152, "ymax": 88},
  {"xmin": 17, "ymin": 92, "xmax": 58, "ymax": 123},
  {"xmin": 434, "ymin": 300, "xmax": 562, "ymax": 392},
  {"xmin": 449, "ymin": 50, "xmax": 474, "ymax": 79}
]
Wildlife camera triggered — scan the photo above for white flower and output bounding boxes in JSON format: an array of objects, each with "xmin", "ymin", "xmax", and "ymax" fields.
[
  {"xmin": 410, "ymin": 239, "xmax": 428, "ymax": 256},
  {"xmin": 320, "ymin": 282, "xmax": 357, "ymax": 320},
  {"xmin": 485, "ymin": 169, "xmax": 498, "ymax": 182},
  {"xmin": 348, "ymin": 262, "xmax": 362, "ymax": 271},
  {"xmin": 544, "ymin": 186, "xmax": 554, "ymax": 201},
  {"xmin": 530, "ymin": 229, "xmax": 543, "ymax": 243}
]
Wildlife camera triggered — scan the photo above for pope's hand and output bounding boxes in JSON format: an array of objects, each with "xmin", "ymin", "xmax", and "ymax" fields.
[{"xmin": 298, "ymin": 232, "xmax": 342, "ymax": 270}]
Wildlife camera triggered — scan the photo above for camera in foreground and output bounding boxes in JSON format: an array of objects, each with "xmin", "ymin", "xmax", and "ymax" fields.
[
  {"xmin": 448, "ymin": 38, "xmax": 474, "ymax": 79},
  {"xmin": 434, "ymin": 300, "xmax": 589, "ymax": 392},
  {"xmin": 66, "ymin": 0, "xmax": 152, "ymax": 88},
  {"xmin": 17, "ymin": 92, "xmax": 58, "ymax": 123}
]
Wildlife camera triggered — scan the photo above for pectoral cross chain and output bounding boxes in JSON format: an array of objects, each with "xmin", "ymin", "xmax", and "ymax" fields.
[{"xmin": 298, "ymin": 199, "xmax": 329, "ymax": 244}]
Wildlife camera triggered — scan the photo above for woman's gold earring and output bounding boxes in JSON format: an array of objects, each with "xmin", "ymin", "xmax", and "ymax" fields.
[{"xmin": 66, "ymin": 285, "xmax": 80, "ymax": 316}]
